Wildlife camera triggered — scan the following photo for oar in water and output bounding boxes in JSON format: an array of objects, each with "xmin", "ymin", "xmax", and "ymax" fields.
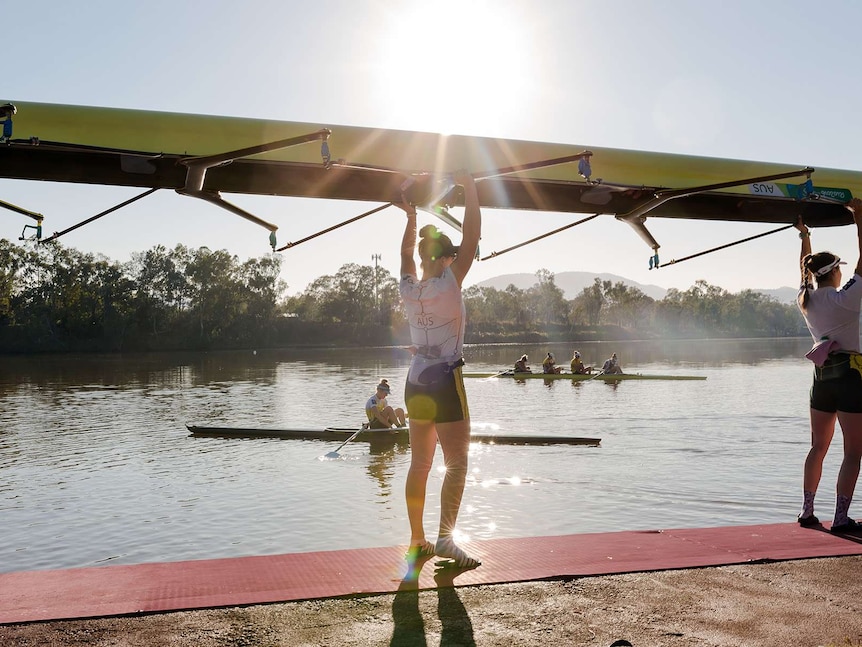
[{"xmin": 323, "ymin": 426, "xmax": 367, "ymax": 459}]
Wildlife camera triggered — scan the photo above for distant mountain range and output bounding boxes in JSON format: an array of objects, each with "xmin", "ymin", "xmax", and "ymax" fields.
[{"xmin": 473, "ymin": 271, "xmax": 798, "ymax": 304}]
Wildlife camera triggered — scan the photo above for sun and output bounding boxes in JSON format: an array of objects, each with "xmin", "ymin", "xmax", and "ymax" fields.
[{"xmin": 372, "ymin": 1, "xmax": 536, "ymax": 136}]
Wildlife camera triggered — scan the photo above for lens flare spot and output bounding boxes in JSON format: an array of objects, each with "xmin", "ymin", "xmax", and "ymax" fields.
[
  {"xmin": 406, "ymin": 394, "xmax": 437, "ymax": 420},
  {"xmin": 452, "ymin": 529, "xmax": 471, "ymax": 543}
]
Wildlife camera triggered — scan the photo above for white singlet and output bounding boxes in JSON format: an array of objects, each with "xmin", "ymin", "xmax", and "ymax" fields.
[{"xmin": 399, "ymin": 267, "xmax": 465, "ymax": 384}]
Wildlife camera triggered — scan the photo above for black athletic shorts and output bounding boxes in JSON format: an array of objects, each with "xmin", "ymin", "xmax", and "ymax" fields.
[
  {"xmin": 404, "ymin": 366, "xmax": 469, "ymax": 423},
  {"xmin": 810, "ymin": 355, "xmax": 862, "ymax": 414}
]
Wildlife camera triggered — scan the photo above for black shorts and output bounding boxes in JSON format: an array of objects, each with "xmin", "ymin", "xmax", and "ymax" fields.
[
  {"xmin": 810, "ymin": 355, "xmax": 862, "ymax": 414},
  {"xmin": 404, "ymin": 366, "xmax": 469, "ymax": 423},
  {"xmin": 368, "ymin": 418, "xmax": 391, "ymax": 430}
]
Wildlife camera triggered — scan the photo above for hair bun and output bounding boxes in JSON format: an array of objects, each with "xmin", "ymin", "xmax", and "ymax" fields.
[{"xmin": 419, "ymin": 224, "xmax": 439, "ymax": 239}]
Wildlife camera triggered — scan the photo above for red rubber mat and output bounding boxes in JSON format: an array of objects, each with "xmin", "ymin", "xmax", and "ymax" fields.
[{"xmin": 2, "ymin": 523, "xmax": 860, "ymax": 624}]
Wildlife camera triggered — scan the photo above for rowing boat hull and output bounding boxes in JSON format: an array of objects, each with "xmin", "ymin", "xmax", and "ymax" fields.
[
  {"xmin": 3, "ymin": 101, "xmax": 857, "ymax": 226},
  {"xmin": 463, "ymin": 372, "xmax": 706, "ymax": 381},
  {"xmin": 186, "ymin": 425, "xmax": 600, "ymax": 446}
]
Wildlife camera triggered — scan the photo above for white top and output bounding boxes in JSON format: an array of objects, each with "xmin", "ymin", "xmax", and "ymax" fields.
[
  {"xmin": 797, "ymin": 274, "xmax": 862, "ymax": 353},
  {"xmin": 399, "ymin": 267, "xmax": 465, "ymax": 383},
  {"xmin": 365, "ymin": 394, "xmax": 386, "ymax": 421}
]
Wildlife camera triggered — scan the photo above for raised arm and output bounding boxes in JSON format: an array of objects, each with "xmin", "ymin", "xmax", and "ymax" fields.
[
  {"xmin": 794, "ymin": 215, "xmax": 811, "ymax": 282},
  {"xmin": 399, "ymin": 202, "xmax": 418, "ymax": 278},
  {"xmin": 450, "ymin": 170, "xmax": 481, "ymax": 286},
  {"xmin": 849, "ymin": 198, "xmax": 862, "ymax": 277}
]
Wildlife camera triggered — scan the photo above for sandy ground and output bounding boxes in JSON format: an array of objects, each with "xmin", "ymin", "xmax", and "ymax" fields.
[{"xmin": 2, "ymin": 556, "xmax": 862, "ymax": 647}]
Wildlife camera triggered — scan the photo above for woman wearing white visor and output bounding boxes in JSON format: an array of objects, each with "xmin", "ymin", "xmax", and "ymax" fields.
[{"xmin": 795, "ymin": 198, "xmax": 862, "ymax": 533}]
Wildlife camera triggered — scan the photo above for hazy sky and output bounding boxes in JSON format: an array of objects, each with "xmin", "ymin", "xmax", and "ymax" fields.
[{"xmin": 3, "ymin": 0, "xmax": 861, "ymax": 295}]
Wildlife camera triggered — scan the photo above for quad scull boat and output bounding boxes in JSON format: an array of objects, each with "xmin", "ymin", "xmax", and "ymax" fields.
[{"xmin": 464, "ymin": 371, "xmax": 706, "ymax": 381}]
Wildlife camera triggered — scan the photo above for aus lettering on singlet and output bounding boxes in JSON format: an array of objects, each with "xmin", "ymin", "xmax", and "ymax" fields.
[{"xmin": 406, "ymin": 312, "xmax": 462, "ymax": 385}]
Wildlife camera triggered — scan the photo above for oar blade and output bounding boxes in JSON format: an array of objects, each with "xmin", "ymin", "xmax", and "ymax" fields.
[{"xmin": 318, "ymin": 427, "xmax": 365, "ymax": 461}]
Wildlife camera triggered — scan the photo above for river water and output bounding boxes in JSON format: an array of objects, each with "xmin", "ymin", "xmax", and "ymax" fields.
[{"xmin": 0, "ymin": 338, "xmax": 835, "ymax": 574}]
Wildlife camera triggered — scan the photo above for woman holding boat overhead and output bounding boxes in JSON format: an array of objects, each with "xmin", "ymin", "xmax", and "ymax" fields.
[
  {"xmin": 398, "ymin": 169, "xmax": 481, "ymax": 569},
  {"xmin": 794, "ymin": 198, "xmax": 862, "ymax": 534}
]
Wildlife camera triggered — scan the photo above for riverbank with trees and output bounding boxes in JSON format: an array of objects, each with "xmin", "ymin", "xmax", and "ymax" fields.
[{"xmin": 0, "ymin": 240, "xmax": 806, "ymax": 353}]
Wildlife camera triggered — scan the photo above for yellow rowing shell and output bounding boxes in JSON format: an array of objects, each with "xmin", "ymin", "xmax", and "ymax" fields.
[{"xmin": 2, "ymin": 100, "xmax": 858, "ymax": 226}]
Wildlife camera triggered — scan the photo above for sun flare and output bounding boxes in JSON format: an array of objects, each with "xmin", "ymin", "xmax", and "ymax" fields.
[{"xmin": 373, "ymin": 1, "xmax": 535, "ymax": 136}]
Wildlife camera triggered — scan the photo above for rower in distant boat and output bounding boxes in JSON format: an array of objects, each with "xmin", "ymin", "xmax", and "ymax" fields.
[
  {"xmin": 570, "ymin": 350, "xmax": 593, "ymax": 374},
  {"xmin": 514, "ymin": 354, "xmax": 532, "ymax": 373},
  {"xmin": 365, "ymin": 379, "xmax": 407, "ymax": 429},
  {"xmin": 542, "ymin": 352, "xmax": 563, "ymax": 374},
  {"xmin": 602, "ymin": 353, "xmax": 624, "ymax": 375}
]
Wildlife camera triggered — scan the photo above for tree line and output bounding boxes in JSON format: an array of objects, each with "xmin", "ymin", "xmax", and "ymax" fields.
[
  {"xmin": 0, "ymin": 239, "xmax": 805, "ymax": 353},
  {"xmin": 462, "ymin": 268, "xmax": 803, "ymax": 342}
]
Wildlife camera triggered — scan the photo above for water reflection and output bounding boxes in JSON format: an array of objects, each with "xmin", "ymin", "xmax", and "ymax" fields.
[
  {"xmin": 367, "ymin": 441, "xmax": 410, "ymax": 498},
  {"xmin": 0, "ymin": 338, "xmax": 819, "ymax": 574}
]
